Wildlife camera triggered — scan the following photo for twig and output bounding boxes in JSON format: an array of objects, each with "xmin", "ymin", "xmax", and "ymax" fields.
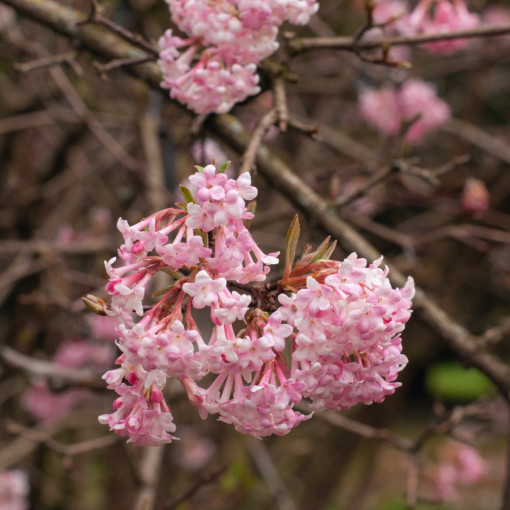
[
  {"xmin": 79, "ymin": 0, "xmax": 158, "ymax": 56},
  {"xmin": 334, "ymin": 164, "xmax": 396, "ymax": 207},
  {"xmin": 405, "ymin": 453, "xmax": 420, "ymax": 509},
  {"xmin": 442, "ymin": 118, "xmax": 510, "ymax": 166},
  {"xmin": 238, "ymin": 109, "xmax": 278, "ymax": 175},
  {"xmin": 248, "ymin": 438, "xmax": 297, "ymax": 510},
  {"xmin": 134, "ymin": 446, "xmax": 165, "ymax": 510},
  {"xmin": 95, "ymin": 55, "xmax": 155, "ymax": 73},
  {"xmin": 481, "ymin": 317, "xmax": 510, "ymax": 348},
  {"xmin": 49, "ymin": 66, "xmax": 141, "ymax": 172},
  {"xmin": 314, "ymin": 409, "xmax": 413, "ymax": 451},
  {"xmin": 163, "ymin": 466, "xmax": 227, "ymax": 510},
  {"xmin": 273, "ymin": 76, "xmax": 288, "ymax": 132},
  {"xmin": 6, "ymin": 421, "xmax": 118, "ymax": 456},
  {"xmin": 0, "ymin": 346, "xmax": 104, "ymax": 389},
  {"xmin": 288, "ymin": 23, "xmax": 510, "ymax": 54},
  {"xmin": 0, "ymin": 238, "xmax": 115, "ymax": 254},
  {"xmin": 14, "ymin": 50, "xmax": 81, "ymax": 74},
  {"xmin": 286, "ymin": 116, "xmax": 319, "ymax": 139}
]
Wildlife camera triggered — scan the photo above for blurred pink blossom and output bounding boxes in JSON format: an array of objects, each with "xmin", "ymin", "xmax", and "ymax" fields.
[
  {"xmin": 431, "ymin": 441, "xmax": 486, "ymax": 502},
  {"xmin": 460, "ymin": 178, "xmax": 490, "ymax": 217},
  {"xmin": 0, "ymin": 470, "xmax": 29, "ymax": 510},
  {"xmin": 407, "ymin": 0, "xmax": 479, "ymax": 54},
  {"xmin": 359, "ymin": 79, "xmax": 451, "ymax": 144}
]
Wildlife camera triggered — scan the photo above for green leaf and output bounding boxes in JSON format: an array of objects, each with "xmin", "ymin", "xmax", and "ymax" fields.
[
  {"xmin": 285, "ymin": 215, "xmax": 300, "ymax": 272},
  {"xmin": 425, "ymin": 362, "xmax": 495, "ymax": 402},
  {"xmin": 219, "ymin": 161, "xmax": 231, "ymax": 173},
  {"xmin": 180, "ymin": 185, "xmax": 195, "ymax": 204},
  {"xmin": 310, "ymin": 236, "xmax": 335, "ymax": 263},
  {"xmin": 194, "ymin": 165, "xmax": 204, "ymax": 173}
]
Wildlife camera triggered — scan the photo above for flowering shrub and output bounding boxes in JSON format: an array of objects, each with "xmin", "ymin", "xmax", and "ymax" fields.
[
  {"xmin": 98, "ymin": 164, "xmax": 414, "ymax": 445},
  {"xmin": 158, "ymin": 0, "xmax": 319, "ymax": 113}
]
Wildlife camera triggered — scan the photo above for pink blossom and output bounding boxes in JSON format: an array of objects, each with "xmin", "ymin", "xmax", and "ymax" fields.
[
  {"xmin": 159, "ymin": 0, "xmax": 319, "ymax": 113},
  {"xmin": 0, "ymin": 470, "xmax": 29, "ymax": 510},
  {"xmin": 431, "ymin": 441, "xmax": 486, "ymax": 502},
  {"xmin": 460, "ymin": 178, "xmax": 490, "ymax": 217},
  {"xmin": 359, "ymin": 79, "xmax": 451, "ymax": 145},
  {"xmin": 407, "ymin": 0, "xmax": 479, "ymax": 53},
  {"xmin": 182, "ymin": 270, "xmax": 227, "ymax": 309}
]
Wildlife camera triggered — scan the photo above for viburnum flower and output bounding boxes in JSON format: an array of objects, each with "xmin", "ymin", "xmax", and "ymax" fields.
[
  {"xmin": 95, "ymin": 164, "xmax": 414, "ymax": 445},
  {"xmin": 158, "ymin": 0, "xmax": 319, "ymax": 113}
]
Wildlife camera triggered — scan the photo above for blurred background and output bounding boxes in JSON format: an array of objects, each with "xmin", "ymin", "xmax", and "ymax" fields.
[{"xmin": 0, "ymin": 0, "xmax": 510, "ymax": 508}]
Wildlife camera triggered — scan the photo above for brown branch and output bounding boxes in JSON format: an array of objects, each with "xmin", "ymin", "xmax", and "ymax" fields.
[
  {"xmin": 134, "ymin": 446, "xmax": 165, "ymax": 510},
  {"xmin": 238, "ymin": 109, "xmax": 278, "ymax": 175},
  {"xmin": 288, "ymin": 23, "xmax": 510, "ymax": 54},
  {"xmin": 442, "ymin": 118, "xmax": 510, "ymax": 166},
  {"xmin": 0, "ymin": 238, "xmax": 115, "ymax": 254},
  {"xmin": 0, "ymin": 346, "xmax": 104, "ymax": 389},
  {"xmin": 14, "ymin": 50, "xmax": 81, "ymax": 73},
  {"xmin": 248, "ymin": 438, "xmax": 297, "ymax": 510},
  {"xmin": 334, "ymin": 164, "xmax": 396, "ymax": 207},
  {"xmin": 6, "ymin": 421, "xmax": 118, "ymax": 456},
  {"xmin": 273, "ymin": 76, "xmax": 288, "ymax": 132}
]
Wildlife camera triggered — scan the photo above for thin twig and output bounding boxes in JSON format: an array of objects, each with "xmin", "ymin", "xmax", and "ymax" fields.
[
  {"xmin": 134, "ymin": 446, "xmax": 165, "ymax": 510},
  {"xmin": 96, "ymin": 55, "xmax": 155, "ymax": 73},
  {"xmin": 288, "ymin": 23, "xmax": 510, "ymax": 54},
  {"xmin": 0, "ymin": 346, "xmax": 104, "ymax": 389},
  {"xmin": 334, "ymin": 165, "xmax": 396, "ymax": 207},
  {"xmin": 6, "ymin": 421, "xmax": 118, "ymax": 456},
  {"xmin": 238, "ymin": 109, "xmax": 278, "ymax": 175},
  {"xmin": 163, "ymin": 466, "xmax": 227, "ymax": 510},
  {"xmin": 273, "ymin": 76, "xmax": 288, "ymax": 132},
  {"xmin": 14, "ymin": 51, "xmax": 81, "ymax": 73},
  {"xmin": 248, "ymin": 438, "xmax": 297, "ymax": 510}
]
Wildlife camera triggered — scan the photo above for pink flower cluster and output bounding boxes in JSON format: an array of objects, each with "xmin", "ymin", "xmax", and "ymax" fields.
[
  {"xmin": 0, "ymin": 470, "xmax": 29, "ymax": 510},
  {"xmin": 407, "ymin": 0, "xmax": 479, "ymax": 54},
  {"xmin": 359, "ymin": 79, "xmax": 451, "ymax": 144},
  {"xmin": 431, "ymin": 442, "xmax": 486, "ymax": 501},
  {"xmin": 363, "ymin": 0, "xmax": 479, "ymax": 55},
  {"xmin": 158, "ymin": 0, "xmax": 318, "ymax": 113},
  {"xmin": 98, "ymin": 164, "xmax": 414, "ymax": 445}
]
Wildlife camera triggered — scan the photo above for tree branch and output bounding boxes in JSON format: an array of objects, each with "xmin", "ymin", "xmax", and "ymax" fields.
[{"xmin": 288, "ymin": 23, "xmax": 510, "ymax": 54}]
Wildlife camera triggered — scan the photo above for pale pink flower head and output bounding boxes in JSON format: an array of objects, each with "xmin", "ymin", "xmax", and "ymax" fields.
[
  {"xmin": 182, "ymin": 270, "xmax": 227, "ymax": 309},
  {"xmin": 0, "ymin": 470, "xmax": 29, "ymax": 510},
  {"xmin": 372, "ymin": 0, "xmax": 408, "ymax": 28},
  {"xmin": 407, "ymin": 0, "xmax": 479, "ymax": 53},
  {"xmin": 398, "ymin": 79, "xmax": 451, "ymax": 144},
  {"xmin": 359, "ymin": 86, "xmax": 402, "ymax": 137},
  {"xmin": 460, "ymin": 178, "xmax": 490, "ymax": 217},
  {"xmin": 430, "ymin": 441, "xmax": 486, "ymax": 502}
]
